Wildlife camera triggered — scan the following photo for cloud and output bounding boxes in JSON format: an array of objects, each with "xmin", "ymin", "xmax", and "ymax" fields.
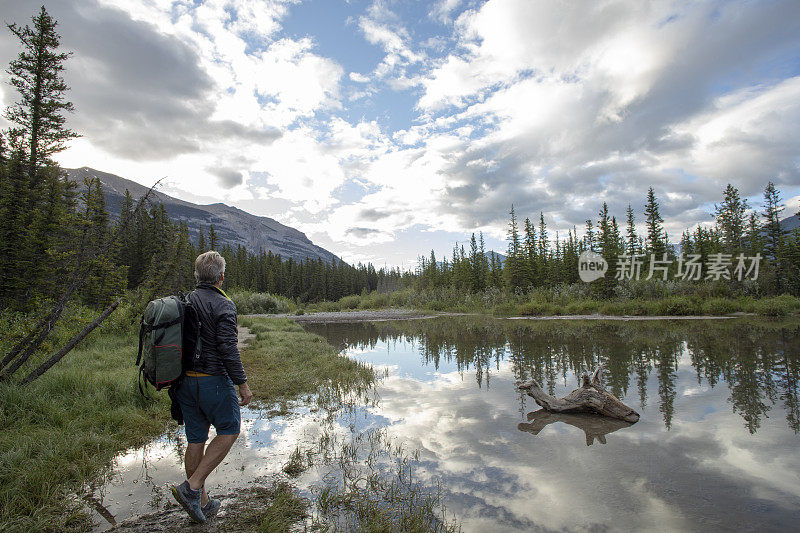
[
  {"xmin": 208, "ymin": 166, "xmax": 245, "ymax": 188},
  {"xmin": 3, "ymin": 0, "xmax": 799, "ymax": 267}
]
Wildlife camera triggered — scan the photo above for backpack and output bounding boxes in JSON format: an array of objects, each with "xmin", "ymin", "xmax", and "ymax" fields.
[{"xmin": 136, "ymin": 292, "xmax": 202, "ymax": 395}]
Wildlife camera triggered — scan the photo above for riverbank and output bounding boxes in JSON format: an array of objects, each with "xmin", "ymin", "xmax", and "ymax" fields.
[
  {"xmin": 295, "ymin": 289, "xmax": 800, "ymax": 318},
  {"xmin": 0, "ymin": 318, "xmax": 374, "ymax": 532},
  {"xmin": 248, "ymin": 308, "xmax": 743, "ymax": 323}
]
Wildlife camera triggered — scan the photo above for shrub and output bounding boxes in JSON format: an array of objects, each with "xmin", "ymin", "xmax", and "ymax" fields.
[
  {"xmin": 656, "ymin": 296, "xmax": 701, "ymax": 316},
  {"xmin": 751, "ymin": 295, "xmax": 800, "ymax": 317},
  {"xmin": 337, "ymin": 294, "xmax": 361, "ymax": 310},
  {"xmin": 229, "ymin": 291, "xmax": 291, "ymax": 314},
  {"xmin": 701, "ymin": 297, "xmax": 737, "ymax": 316},
  {"xmin": 519, "ymin": 301, "xmax": 557, "ymax": 316}
]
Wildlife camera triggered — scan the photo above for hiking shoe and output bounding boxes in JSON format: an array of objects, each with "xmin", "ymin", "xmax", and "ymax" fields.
[
  {"xmin": 171, "ymin": 480, "xmax": 206, "ymax": 523},
  {"xmin": 202, "ymin": 498, "xmax": 222, "ymax": 519}
]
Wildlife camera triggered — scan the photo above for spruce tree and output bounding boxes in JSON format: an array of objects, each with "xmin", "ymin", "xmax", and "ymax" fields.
[
  {"xmin": 1, "ymin": 7, "xmax": 78, "ymax": 307},
  {"xmin": 714, "ymin": 184, "xmax": 747, "ymax": 253},
  {"xmin": 4, "ymin": 6, "xmax": 78, "ymax": 178},
  {"xmin": 537, "ymin": 213, "xmax": 549, "ymax": 285},
  {"xmin": 523, "ymin": 218, "xmax": 537, "ymax": 286},
  {"xmin": 209, "ymin": 224, "xmax": 218, "ymax": 250},
  {"xmin": 644, "ymin": 186, "xmax": 665, "ymax": 256},
  {"xmin": 762, "ymin": 181, "xmax": 785, "ymax": 261},
  {"xmin": 198, "ymin": 227, "xmax": 207, "ymax": 252},
  {"xmin": 505, "ymin": 206, "xmax": 526, "ymax": 290},
  {"xmin": 625, "ymin": 204, "xmax": 638, "ymax": 255}
]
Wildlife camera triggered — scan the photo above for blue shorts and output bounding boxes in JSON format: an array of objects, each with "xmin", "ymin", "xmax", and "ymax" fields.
[{"xmin": 175, "ymin": 375, "xmax": 241, "ymax": 443}]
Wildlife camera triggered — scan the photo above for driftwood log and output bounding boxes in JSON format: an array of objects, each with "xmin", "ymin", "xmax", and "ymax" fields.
[
  {"xmin": 517, "ymin": 366, "xmax": 640, "ymax": 423},
  {"xmin": 518, "ymin": 410, "xmax": 633, "ymax": 445}
]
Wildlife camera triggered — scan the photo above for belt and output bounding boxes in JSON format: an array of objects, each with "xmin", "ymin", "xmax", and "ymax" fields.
[{"xmin": 185, "ymin": 371, "xmax": 212, "ymax": 377}]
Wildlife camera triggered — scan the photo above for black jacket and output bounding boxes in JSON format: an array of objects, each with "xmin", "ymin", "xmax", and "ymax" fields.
[{"xmin": 188, "ymin": 283, "xmax": 247, "ymax": 385}]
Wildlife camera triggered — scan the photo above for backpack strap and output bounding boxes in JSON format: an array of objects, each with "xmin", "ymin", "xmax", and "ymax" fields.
[{"xmin": 136, "ymin": 315, "xmax": 145, "ymax": 367}]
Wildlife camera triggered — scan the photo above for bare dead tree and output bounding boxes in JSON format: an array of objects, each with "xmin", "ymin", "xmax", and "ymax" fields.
[
  {"xmin": 21, "ymin": 298, "xmax": 121, "ymax": 385},
  {"xmin": 518, "ymin": 366, "xmax": 641, "ymax": 423}
]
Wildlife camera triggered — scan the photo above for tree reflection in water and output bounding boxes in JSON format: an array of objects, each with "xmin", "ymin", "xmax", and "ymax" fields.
[{"xmin": 305, "ymin": 317, "xmax": 800, "ymax": 434}]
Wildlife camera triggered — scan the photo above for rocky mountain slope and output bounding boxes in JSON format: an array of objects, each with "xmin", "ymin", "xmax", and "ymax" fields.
[{"xmin": 65, "ymin": 167, "xmax": 339, "ymax": 263}]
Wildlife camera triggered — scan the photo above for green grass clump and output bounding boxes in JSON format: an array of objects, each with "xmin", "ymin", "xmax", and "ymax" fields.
[
  {"xmin": 313, "ymin": 428, "xmax": 459, "ymax": 533},
  {"xmin": 238, "ymin": 317, "xmax": 375, "ymax": 403},
  {"xmin": 222, "ymin": 481, "xmax": 311, "ymax": 533}
]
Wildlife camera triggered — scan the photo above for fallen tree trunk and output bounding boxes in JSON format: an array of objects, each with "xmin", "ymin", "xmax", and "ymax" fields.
[
  {"xmin": 20, "ymin": 298, "xmax": 121, "ymax": 386},
  {"xmin": 517, "ymin": 366, "xmax": 640, "ymax": 423},
  {"xmin": 518, "ymin": 409, "xmax": 633, "ymax": 445}
]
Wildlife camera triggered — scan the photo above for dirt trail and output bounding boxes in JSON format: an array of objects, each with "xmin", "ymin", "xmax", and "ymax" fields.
[{"xmin": 237, "ymin": 325, "xmax": 255, "ymax": 349}]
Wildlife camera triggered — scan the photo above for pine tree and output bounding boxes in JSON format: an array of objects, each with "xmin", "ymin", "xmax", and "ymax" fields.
[
  {"xmin": 478, "ymin": 232, "xmax": 489, "ymax": 291},
  {"xmin": 537, "ymin": 213, "xmax": 549, "ymax": 285},
  {"xmin": 469, "ymin": 233, "xmax": 484, "ymax": 292},
  {"xmin": 714, "ymin": 184, "xmax": 747, "ymax": 253},
  {"xmin": 745, "ymin": 212, "xmax": 762, "ymax": 257},
  {"xmin": 4, "ymin": 6, "xmax": 78, "ymax": 178},
  {"xmin": 197, "ymin": 227, "xmax": 207, "ymax": 252},
  {"xmin": 523, "ymin": 217, "xmax": 537, "ymax": 286},
  {"xmin": 209, "ymin": 224, "xmax": 218, "ymax": 250},
  {"xmin": 625, "ymin": 204, "xmax": 638, "ymax": 255},
  {"xmin": 584, "ymin": 219, "xmax": 595, "ymax": 252},
  {"xmin": 505, "ymin": 206, "xmax": 526, "ymax": 290},
  {"xmin": 596, "ymin": 203, "xmax": 617, "ymax": 296},
  {"xmin": 0, "ymin": 6, "xmax": 78, "ymax": 307},
  {"xmin": 644, "ymin": 186, "xmax": 665, "ymax": 256},
  {"xmin": 762, "ymin": 181, "xmax": 786, "ymax": 293},
  {"xmin": 762, "ymin": 181, "xmax": 785, "ymax": 261}
]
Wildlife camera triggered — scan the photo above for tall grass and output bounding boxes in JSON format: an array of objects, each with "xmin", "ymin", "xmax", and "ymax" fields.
[{"xmin": 0, "ymin": 332, "xmax": 170, "ymax": 532}]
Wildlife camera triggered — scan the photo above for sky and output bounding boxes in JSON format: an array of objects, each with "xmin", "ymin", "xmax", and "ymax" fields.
[{"xmin": 1, "ymin": 0, "xmax": 799, "ymax": 267}]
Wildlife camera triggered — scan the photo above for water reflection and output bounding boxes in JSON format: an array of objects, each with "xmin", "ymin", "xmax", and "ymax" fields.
[
  {"xmin": 306, "ymin": 317, "xmax": 800, "ymax": 434},
  {"xmin": 518, "ymin": 410, "xmax": 633, "ymax": 446},
  {"xmin": 86, "ymin": 317, "xmax": 800, "ymax": 532},
  {"xmin": 304, "ymin": 317, "xmax": 800, "ymax": 532}
]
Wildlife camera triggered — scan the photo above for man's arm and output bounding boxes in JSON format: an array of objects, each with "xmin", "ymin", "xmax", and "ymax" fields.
[{"xmin": 215, "ymin": 307, "xmax": 251, "ymax": 405}]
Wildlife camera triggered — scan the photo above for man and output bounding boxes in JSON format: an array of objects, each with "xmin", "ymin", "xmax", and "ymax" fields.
[{"xmin": 171, "ymin": 251, "xmax": 252, "ymax": 523}]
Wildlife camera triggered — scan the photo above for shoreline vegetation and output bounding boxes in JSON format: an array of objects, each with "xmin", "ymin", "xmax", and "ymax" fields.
[{"xmin": 229, "ymin": 287, "xmax": 800, "ymax": 318}]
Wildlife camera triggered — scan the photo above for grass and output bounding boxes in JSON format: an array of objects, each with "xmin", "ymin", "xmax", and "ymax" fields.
[
  {"xmin": 300, "ymin": 286, "xmax": 800, "ymax": 317},
  {"xmin": 0, "ymin": 331, "xmax": 170, "ymax": 532},
  {"xmin": 238, "ymin": 317, "xmax": 375, "ymax": 405},
  {"xmin": 0, "ymin": 311, "xmax": 373, "ymax": 531},
  {"xmin": 312, "ymin": 427, "xmax": 460, "ymax": 533},
  {"xmin": 221, "ymin": 480, "xmax": 313, "ymax": 533}
]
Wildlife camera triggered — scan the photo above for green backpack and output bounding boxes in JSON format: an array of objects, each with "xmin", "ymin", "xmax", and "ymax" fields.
[{"xmin": 136, "ymin": 293, "xmax": 202, "ymax": 394}]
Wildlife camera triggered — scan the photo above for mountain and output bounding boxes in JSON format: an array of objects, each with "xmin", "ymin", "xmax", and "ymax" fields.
[
  {"xmin": 65, "ymin": 167, "xmax": 340, "ymax": 263},
  {"xmin": 781, "ymin": 213, "xmax": 799, "ymax": 233}
]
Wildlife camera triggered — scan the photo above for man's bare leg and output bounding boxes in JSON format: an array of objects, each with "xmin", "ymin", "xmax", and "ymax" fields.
[
  {"xmin": 187, "ymin": 434, "xmax": 239, "ymax": 493},
  {"xmin": 185, "ymin": 443, "xmax": 209, "ymax": 506}
]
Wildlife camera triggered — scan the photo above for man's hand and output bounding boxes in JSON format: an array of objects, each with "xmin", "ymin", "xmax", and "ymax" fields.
[{"xmin": 238, "ymin": 382, "xmax": 252, "ymax": 406}]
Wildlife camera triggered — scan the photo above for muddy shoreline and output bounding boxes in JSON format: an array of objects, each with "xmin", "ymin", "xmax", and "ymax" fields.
[{"xmin": 242, "ymin": 308, "xmax": 738, "ymax": 323}]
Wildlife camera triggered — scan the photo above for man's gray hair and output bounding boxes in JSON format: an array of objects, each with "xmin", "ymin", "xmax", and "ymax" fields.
[{"xmin": 195, "ymin": 251, "xmax": 226, "ymax": 284}]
